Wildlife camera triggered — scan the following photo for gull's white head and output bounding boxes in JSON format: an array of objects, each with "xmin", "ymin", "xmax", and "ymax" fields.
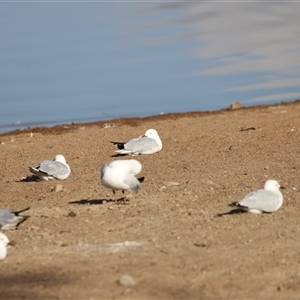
[
  {"xmin": 54, "ymin": 154, "xmax": 66, "ymax": 164},
  {"xmin": 129, "ymin": 159, "xmax": 142, "ymax": 175},
  {"xmin": 0, "ymin": 232, "xmax": 10, "ymax": 260},
  {"xmin": 144, "ymin": 129, "xmax": 158, "ymax": 138},
  {"xmin": 142, "ymin": 129, "xmax": 162, "ymax": 151},
  {"xmin": 264, "ymin": 179, "xmax": 281, "ymax": 191}
]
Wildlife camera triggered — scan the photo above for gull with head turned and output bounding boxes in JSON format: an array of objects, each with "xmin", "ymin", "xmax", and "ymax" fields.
[
  {"xmin": 29, "ymin": 154, "xmax": 71, "ymax": 180},
  {"xmin": 101, "ymin": 159, "xmax": 144, "ymax": 204}
]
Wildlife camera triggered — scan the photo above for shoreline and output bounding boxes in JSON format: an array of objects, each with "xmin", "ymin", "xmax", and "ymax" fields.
[{"xmin": 1, "ymin": 99, "xmax": 299, "ymax": 137}]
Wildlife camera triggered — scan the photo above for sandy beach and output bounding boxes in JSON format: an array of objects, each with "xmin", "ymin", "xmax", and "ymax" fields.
[{"xmin": 1, "ymin": 100, "xmax": 300, "ymax": 299}]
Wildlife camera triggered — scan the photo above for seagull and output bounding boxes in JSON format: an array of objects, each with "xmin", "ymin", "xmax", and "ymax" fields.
[
  {"xmin": 101, "ymin": 159, "xmax": 145, "ymax": 203},
  {"xmin": 0, "ymin": 207, "xmax": 30, "ymax": 230},
  {"xmin": 0, "ymin": 232, "xmax": 11, "ymax": 260},
  {"xmin": 29, "ymin": 154, "xmax": 71, "ymax": 180},
  {"xmin": 110, "ymin": 129, "xmax": 162, "ymax": 156},
  {"xmin": 231, "ymin": 179, "xmax": 284, "ymax": 214}
]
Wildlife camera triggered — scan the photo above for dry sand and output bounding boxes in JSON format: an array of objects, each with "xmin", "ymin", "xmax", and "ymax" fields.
[{"xmin": 1, "ymin": 101, "xmax": 300, "ymax": 299}]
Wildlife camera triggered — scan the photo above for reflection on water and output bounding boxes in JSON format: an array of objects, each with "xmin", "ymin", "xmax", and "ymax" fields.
[{"xmin": 1, "ymin": 2, "xmax": 299, "ymax": 133}]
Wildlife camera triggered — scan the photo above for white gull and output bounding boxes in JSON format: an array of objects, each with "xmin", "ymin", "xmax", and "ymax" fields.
[
  {"xmin": 101, "ymin": 159, "xmax": 144, "ymax": 203},
  {"xmin": 232, "ymin": 179, "xmax": 284, "ymax": 214},
  {"xmin": 29, "ymin": 154, "xmax": 71, "ymax": 180},
  {"xmin": 111, "ymin": 129, "xmax": 162, "ymax": 156},
  {"xmin": 0, "ymin": 232, "xmax": 10, "ymax": 260}
]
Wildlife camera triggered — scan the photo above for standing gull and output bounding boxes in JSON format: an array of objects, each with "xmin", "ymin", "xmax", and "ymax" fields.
[
  {"xmin": 101, "ymin": 159, "xmax": 144, "ymax": 203},
  {"xmin": 0, "ymin": 207, "xmax": 30, "ymax": 230},
  {"xmin": 111, "ymin": 129, "xmax": 162, "ymax": 156},
  {"xmin": 29, "ymin": 154, "xmax": 71, "ymax": 180},
  {"xmin": 0, "ymin": 232, "xmax": 10, "ymax": 260},
  {"xmin": 231, "ymin": 179, "xmax": 284, "ymax": 214}
]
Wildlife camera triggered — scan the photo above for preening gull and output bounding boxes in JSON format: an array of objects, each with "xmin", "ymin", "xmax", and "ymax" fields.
[
  {"xmin": 0, "ymin": 207, "xmax": 30, "ymax": 230},
  {"xmin": 232, "ymin": 179, "xmax": 284, "ymax": 214},
  {"xmin": 111, "ymin": 129, "xmax": 162, "ymax": 156},
  {"xmin": 101, "ymin": 159, "xmax": 144, "ymax": 203},
  {"xmin": 29, "ymin": 154, "xmax": 71, "ymax": 180},
  {"xmin": 0, "ymin": 232, "xmax": 10, "ymax": 260}
]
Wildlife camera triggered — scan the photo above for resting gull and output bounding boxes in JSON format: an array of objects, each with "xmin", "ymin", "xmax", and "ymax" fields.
[
  {"xmin": 111, "ymin": 129, "xmax": 162, "ymax": 156},
  {"xmin": 29, "ymin": 154, "xmax": 71, "ymax": 180},
  {"xmin": 231, "ymin": 179, "xmax": 284, "ymax": 214}
]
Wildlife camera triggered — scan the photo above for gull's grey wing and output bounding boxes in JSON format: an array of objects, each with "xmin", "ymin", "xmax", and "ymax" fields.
[
  {"xmin": 0, "ymin": 210, "xmax": 15, "ymax": 226},
  {"xmin": 29, "ymin": 160, "xmax": 52, "ymax": 175},
  {"xmin": 125, "ymin": 138, "xmax": 159, "ymax": 153},
  {"xmin": 0, "ymin": 208, "xmax": 30, "ymax": 230},
  {"xmin": 38, "ymin": 161, "xmax": 69, "ymax": 177},
  {"xmin": 37, "ymin": 160, "xmax": 52, "ymax": 168},
  {"xmin": 238, "ymin": 190, "xmax": 281, "ymax": 212}
]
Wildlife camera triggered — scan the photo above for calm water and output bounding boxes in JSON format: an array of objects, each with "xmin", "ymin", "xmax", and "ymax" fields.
[{"xmin": 1, "ymin": 2, "xmax": 300, "ymax": 133}]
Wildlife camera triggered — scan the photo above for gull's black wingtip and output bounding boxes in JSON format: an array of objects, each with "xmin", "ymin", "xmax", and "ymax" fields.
[
  {"xmin": 110, "ymin": 141, "xmax": 125, "ymax": 149},
  {"xmin": 138, "ymin": 177, "xmax": 145, "ymax": 183},
  {"xmin": 14, "ymin": 207, "xmax": 30, "ymax": 214}
]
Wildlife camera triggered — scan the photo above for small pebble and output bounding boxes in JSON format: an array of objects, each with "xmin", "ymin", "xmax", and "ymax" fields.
[
  {"xmin": 117, "ymin": 274, "xmax": 136, "ymax": 286},
  {"xmin": 165, "ymin": 181, "xmax": 180, "ymax": 187},
  {"xmin": 52, "ymin": 184, "xmax": 63, "ymax": 192},
  {"xmin": 68, "ymin": 211, "xmax": 76, "ymax": 217},
  {"xmin": 122, "ymin": 288, "xmax": 132, "ymax": 295},
  {"xmin": 194, "ymin": 235, "xmax": 213, "ymax": 247}
]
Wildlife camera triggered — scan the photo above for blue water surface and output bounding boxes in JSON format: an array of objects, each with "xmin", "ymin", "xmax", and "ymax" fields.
[{"xmin": 1, "ymin": 2, "xmax": 300, "ymax": 133}]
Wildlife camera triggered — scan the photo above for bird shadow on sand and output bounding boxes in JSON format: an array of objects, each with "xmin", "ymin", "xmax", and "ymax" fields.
[
  {"xmin": 69, "ymin": 198, "xmax": 130, "ymax": 205},
  {"xmin": 18, "ymin": 175, "xmax": 40, "ymax": 182},
  {"xmin": 69, "ymin": 199, "xmax": 108, "ymax": 205},
  {"xmin": 216, "ymin": 208, "xmax": 245, "ymax": 217},
  {"xmin": 110, "ymin": 153, "xmax": 128, "ymax": 157}
]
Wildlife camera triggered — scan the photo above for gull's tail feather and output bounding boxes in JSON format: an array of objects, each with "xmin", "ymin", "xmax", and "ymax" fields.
[{"xmin": 29, "ymin": 166, "xmax": 38, "ymax": 173}]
